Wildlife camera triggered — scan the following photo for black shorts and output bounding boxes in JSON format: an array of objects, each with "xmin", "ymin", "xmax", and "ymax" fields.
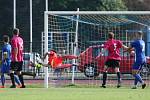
[
  {"xmin": 10, "ymin": 61, "xmax": 23, "ymax": 71},
  {"xmin": 105, "ymin": 59, "xmax": 120, "ymax": 68}
]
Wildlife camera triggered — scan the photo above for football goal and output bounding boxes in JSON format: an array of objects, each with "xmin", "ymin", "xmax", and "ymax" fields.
[{"xmin": 44, "ymin": 11, "xmax": 150, "ymax": 88}]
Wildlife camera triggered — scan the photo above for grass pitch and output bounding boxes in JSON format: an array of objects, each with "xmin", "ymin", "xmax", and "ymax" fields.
[{"xmin": 0, "ymin": 86, "xmax": 150, "ymax": 100}]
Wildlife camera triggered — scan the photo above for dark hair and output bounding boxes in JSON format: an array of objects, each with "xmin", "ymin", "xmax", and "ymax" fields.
[
  {"xmin": 3, "ymin": 35, "xmax": 9, "ymax": 43},
  {"xmin": 50, "ymin": 49, "xmax": 57, "ymax": 53},
  {"xmin": 108, "ymin": 32, "xmax": 114, "ymax": 39},
  {"xmin": 13, "ymin": 28, "xmax": 19, "ymax": 35},
  {"xmin": 137, "ymin": 31, "xmax": 143, "ymax": 36}
]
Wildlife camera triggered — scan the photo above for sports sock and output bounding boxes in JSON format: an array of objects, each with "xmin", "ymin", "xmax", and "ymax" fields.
[
  {"xmin": 133, "ymin": 74, "xmax": 143, "ymax": 84},
  {"xmin": 1, "ymin": 74, "xmax": 5, "ymax": 86},
  {"xmin": 117, "ymin": 72, "xmax": 121, "ymax": 84},
  {"xmin": 134, "ymin": 77, "xmax": 138, "ymax": 86},
  {"xmin": 14, "ymin": 75, "xmax": 21, "ymax": 85},
  {"xmin": 10, "ymin": 73, "xmax": 15, "ymax": 86},
  {"xmin": 18, "ymin": 74, "xmax": 25, "ymax": 86},
  {"xmin": 102, "ymin": 72, "xmax": 107, "ymax": 85}
]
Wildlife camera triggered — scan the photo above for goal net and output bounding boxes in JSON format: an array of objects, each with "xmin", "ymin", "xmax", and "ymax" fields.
[{"xmin": 44, "ymin": 11, "xmax": 150, "ymax": 88}]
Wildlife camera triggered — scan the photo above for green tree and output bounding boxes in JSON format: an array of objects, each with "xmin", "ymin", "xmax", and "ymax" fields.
[
  {"xmin": 0, "ymin": 0, "xmax": 127, "ymax": 52},
  {"xmin": 49, "ymin": 0, "xmax": 127, "ymax": 11}
]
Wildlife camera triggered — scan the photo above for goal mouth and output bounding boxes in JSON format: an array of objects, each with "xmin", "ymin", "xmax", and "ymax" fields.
[{"xmin": 43, "ymin": 11, "xmax": 150, "ymax": 88}]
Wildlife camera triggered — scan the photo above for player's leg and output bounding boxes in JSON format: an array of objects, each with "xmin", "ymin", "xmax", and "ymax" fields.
[
  {"xmin": 1, "ymin": 61, "xmax": 10, "ymax": 88},
  {"xmin": 0, "ymin": 63, "xmax": 6, "ymax": 88},
  {"xmin": 114, "ymin": 60, "xmax": 121, "ymax": 88},
  {"xmin": 16, "ymin": 71, "xmax": 25, "ymax": 88},
  {"xmin": 101, "ymin": 63, "xmax": 109, "ymax": 88},
  {"xmin": 9, "ymin": 62, "xmax": 17, "ymax": 88},
  {"xmin": 0, "ymin": 73, "xmax": 5, "ymax": 88},
  {"xmin": 132, "ymin": 70, "xmax": 142, "ymax": 89},
  {"xmin": 16, "ymin": 61, "xmax": 25, "ymax": 88},
  {"xmin": 132, "ymin": 71, "xmax": 146, "ymax": 89},
  {"xmin": 132, "ymin": 62, "xmax": 146, "ymax": 89},
  {"xmin": 9, "ymin": 70, "xmax": 16, "ymax": 88},
  {"xmin": 14, "ymin": 74, "xmax": 21, "ymax": 86},
  {"xmin": 115, "ymin": 68, "xmax": 121, "ymax": 88}
]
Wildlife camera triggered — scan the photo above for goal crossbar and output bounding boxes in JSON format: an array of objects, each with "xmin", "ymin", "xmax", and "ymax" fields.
[{"xmin": 45, "ymin": 11, "xmax": 150, "ymax": 15}]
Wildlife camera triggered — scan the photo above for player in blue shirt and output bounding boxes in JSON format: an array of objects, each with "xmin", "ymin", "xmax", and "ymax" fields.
[
  {"xmin": 125, "ymin": 31, "xmax": 146, "ymax": 89},
  {"xmin": 0, "ymin": 35, "xmax": 21, "ymax": 88}
]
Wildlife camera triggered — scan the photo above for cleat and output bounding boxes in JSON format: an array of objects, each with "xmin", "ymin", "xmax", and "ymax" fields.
[
  {"xmin": 142, "ymin": 83, "xmax": 146, "ymax": 89},
  {"xmin": 20, "ymin": 85, "xmax": 26, "ymax": 88},
  {"xmin": 117, "ymin": 84, "xmax": 121, "ymax": 88},
  {"xmin": 101, "ymin": 84, "xmax": 106, "ymax": 88},
  {"xmin": 10, "ymin": 85, "xmax": 16, "ymax": 88},
  {"xmin": 16, "ymin": 85, "xmax": 22, "ymax": 88},
  {"xmin": 131, "ymin": 86, "xmax": 137, "ymax": 89},
  {"xmin": 0, "ymin": 86, "xmax": 5, "ymax": 88},
  {"xmin": 117, "ymin": 82, "xmax": 121, "ymax": 88}
]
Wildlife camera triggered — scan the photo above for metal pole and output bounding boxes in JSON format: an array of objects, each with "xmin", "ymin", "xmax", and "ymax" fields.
[
  {"xmin": 72, "ymin": 8, "xmax": 79, "ymax": 84},
  {"xmin": 147, "ymin": 27, "xmax": 150, "ymax": 56},
  {"xmin": 44, "ymin": 11, "xmax": 49, "ymax": 88},
  {"xmin": 44, "ymin": 0, "xmax": 49, "ymax": 88},
  {"xmin": 30, "ymin": 0, "xmax": 32, "ymax": 53},
  {"xmin": 13, "ymin": 0, "xmax": 16, "ymax": 28},
  {"xmin": 45, "ymin": 0, "xmax": 48, "ymax": 11},
  {"xmin": 41, "ymin": 32, "xmax": 44, "ymax": 56}
]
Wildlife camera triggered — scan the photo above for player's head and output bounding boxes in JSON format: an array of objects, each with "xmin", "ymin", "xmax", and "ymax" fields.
[
  {"xmin": 108, "ymin": 32, "xmax": 114, "ymax": 39},
  {"xmin": 50, "ymin": 49, "xmax": 57, "ymax": 53},
  {"xmin": 49, "ymin": 49, "xmax": 57, "ymax": 56},
  {"xmin": 135, "ymin": 31, "xmax": 143, "ymax": 39},
  {"xmin": 13, "ymin": 28, "xmax": 19, "ymax": 36},
  {"xmin": 3, "ymin": 35, "xmax": 10, "ymax": 43}
]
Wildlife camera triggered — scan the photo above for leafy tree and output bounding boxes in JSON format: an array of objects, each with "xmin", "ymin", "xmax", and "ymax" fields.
[
  {"xmin": 0, "ymin": 0, "xmax": 127, "ymax": 52},
  {"xmin": 49, "ymin": 0, "xmax": 127, "ymax": 11}
]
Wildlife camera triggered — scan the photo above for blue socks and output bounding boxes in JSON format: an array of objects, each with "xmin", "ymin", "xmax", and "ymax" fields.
[
  {"xmin": 1, "ymin": 74, "xmax": 5, "ymax": 86},
  {"xmin": 133, "ymin": 74, "xmax": 143, "ymax": 85},
  {"xmin": 1, "ymin": 74, "xmax": 20, "ymax": 86},
  {"xmin": 14, "ymin": 75, "xmax": 21, "ymax": 85}
]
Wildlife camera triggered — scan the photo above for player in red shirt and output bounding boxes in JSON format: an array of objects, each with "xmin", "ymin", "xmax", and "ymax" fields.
[
  {"xmin": 101, "ymin": 32, "xmax": 127, "ymax": 88},
  {"xmin": 43, "ymin": 49, "xmax": 77, "ymax": 69},
  {"xmin": 9, "ymin": 28, "xmax": 25, "ymax": 88}
]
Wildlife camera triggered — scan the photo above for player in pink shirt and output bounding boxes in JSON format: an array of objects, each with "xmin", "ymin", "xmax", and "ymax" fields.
[
  {"xmin": 9, "ymin": 28, "xmax": 25, "ymax": 88},
  {"xmin": 101, "ymin": 32, "xmax": 127, "ymax": 88}
]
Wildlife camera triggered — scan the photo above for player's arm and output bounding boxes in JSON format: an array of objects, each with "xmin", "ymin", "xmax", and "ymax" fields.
[
  {"xmin": 123, "ymin": 45, "xmax": 133, "ymax": 53},
  {"xmin": 122, "ymin": 44, "xmax": 128, "ymax": 50},
  {"xmin": 13, "ymin": 47, "xmax": 18, "ymax": 61},
  {"xmin": 42, "ymin": 52, "xmax": 49, "ymax": 60}
]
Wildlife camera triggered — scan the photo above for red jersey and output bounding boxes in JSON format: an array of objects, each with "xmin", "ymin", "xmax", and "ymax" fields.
[
  {"xmin": 47, "ymin": 50, "xmax": 77, "ymax": 69},
  {"xmin": 104, "ymin": 39, "xmax": 122, "ymax": 61},
  {"xmin": 48, "ymin": 51, "xmax": 63, "ymax": 68},
  {"xmin": 11, "ymin": 35, "xmax": 24, "ymax": 62}
]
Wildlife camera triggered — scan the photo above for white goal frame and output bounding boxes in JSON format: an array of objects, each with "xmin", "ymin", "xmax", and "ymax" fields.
[{"xmin": 44, "ymin": 11, "xmax": 150, "ymax": 88}]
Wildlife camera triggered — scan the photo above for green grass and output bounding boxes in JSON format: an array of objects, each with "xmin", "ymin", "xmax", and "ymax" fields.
[{"xmin": 0, "ymin": 86, "xmax": 150, "ymax": 100}]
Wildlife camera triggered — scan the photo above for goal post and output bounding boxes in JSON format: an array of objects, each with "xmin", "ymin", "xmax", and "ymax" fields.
[
  {"xmin": 44, "ymin": 11, "xmax": 150, "ymax": 88},
  {"xmin": 44, "ymin": 11, "xmax": 49, "ymax": 88}
]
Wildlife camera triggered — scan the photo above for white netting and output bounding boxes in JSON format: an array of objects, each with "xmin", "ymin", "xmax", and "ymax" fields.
[{"xmin": 44, "ymin": 11, "xmax": 150, "ymax": 87}]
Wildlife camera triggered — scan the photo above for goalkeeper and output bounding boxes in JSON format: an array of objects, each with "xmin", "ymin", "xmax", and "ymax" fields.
[{"xmin": 42, "ymin": 50, "xmax": 77, "ymax": 69}]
